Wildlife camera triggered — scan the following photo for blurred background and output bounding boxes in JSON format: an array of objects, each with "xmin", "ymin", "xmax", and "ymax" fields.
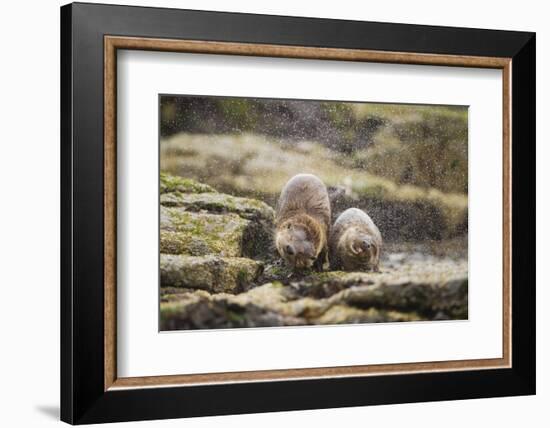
[{"xmin": 160, "ymin": 95, "xmax": 468, "ymax": 245}]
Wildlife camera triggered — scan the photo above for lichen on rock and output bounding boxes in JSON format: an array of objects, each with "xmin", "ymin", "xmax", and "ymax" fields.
[
  {"xmin": 160, "ymin": 207, "xmax": 248, "ymax": 257},
  {"xmin": 160, "ymin": 192, "xmax": 274, "ymax": 222},
  {"xmin": 160, "ymin": 174, "xmax": 275, "ymax": 260},
  {"xmin": 160, "ymin": 254, "xmax": 263, "ymax": 294},
  {"xmin": 160, "ymin": 172, "xmax": 216, "ymax": 194}
]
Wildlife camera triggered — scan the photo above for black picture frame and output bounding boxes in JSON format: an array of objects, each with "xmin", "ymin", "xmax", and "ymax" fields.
[{"xmin": 61, "ymin": 2, "xmax": 535, "ymax": 424}]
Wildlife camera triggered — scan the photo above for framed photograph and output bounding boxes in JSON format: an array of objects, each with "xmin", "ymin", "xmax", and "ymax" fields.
[{"xmin": 61, "ymin": 2, "xmax": 535, "ymax": 424}]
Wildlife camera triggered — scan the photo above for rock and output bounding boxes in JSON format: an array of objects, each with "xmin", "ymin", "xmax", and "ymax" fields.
[
  {"xmin": 315, "ymin": 305, "xmax": 423, "ymax": 324},
  {"xmin": 286, "ymin": 261, "xmax": 468, "ymax": 319},
  {"xmin": 160, "ymin": 206, "xmax": 274, "ymax": 260},
  {"xmin": 160, "ymin": 207, "xmax": 249, "ymax": 257},
  {"xmin": 160, "ymin": 176, "xmax": 275, "ymax": 260},
  {"xmin": 290, "ymin": 254, "xmax": 467, "ymax": 297},
  {"xmin": 289, "ymin": 271, "xmax": 376, "ymax": 299},
  {"xmin": 156, "ymin": 173, "xmax": 469, "ymax": 329},
  {"xmin": 160, "ymin": 172, "xmax": 216, "ymax": 194},
  {"xmin": 160, "ymin": 287, "xmax": 211, "ymax": 304},
  {"xmin": 160, "ymin": 254, "xmax": 263, "ymax": 294},
  {"xmin": 159, "ymin": 257, "xmax": 467, "ymax": 330},
  {"xmin": 219, "ymin": 282, "xmax": 328, "ymax": 319},
  {"xmin": 159, "ymin": 282, "xmax": 320, "ymax": 330},
  {"xmin": 328, "ymin": 279, "xmax": 468, "ymax": 319},
  {"xmin": 160, "ymin": 286, "xmax": 304, "ymax": 330},
  {"xmin": 160, "ymin": 192, "xmax": 274, "ymax": 222},
  {"xmin": 158, "ymin": 281, "xmax": 429, "ymax": 330}
]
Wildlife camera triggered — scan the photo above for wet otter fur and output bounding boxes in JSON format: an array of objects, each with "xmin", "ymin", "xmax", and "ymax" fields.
[
  {"xmin": 275, "ymin": 174, "xmax": 331, "ymax": 271},
  {"xmin": 329, "ymin": 208, "xmax": 382, "ymax": 272}
]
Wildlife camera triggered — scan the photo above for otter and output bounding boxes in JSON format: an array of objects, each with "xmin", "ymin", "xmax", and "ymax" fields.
[
  {"xmin": 329, "ymin": 208, "xmax": 382, "ymax": 272},
  {"xmin": 275, "ymin": 174, "xmax": 331, "ymax": 271}
]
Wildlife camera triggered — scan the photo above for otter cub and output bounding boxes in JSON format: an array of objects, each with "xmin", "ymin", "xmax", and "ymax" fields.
[
  {"xmin": 329, "ymin": 208, "xmax": 382, "ymax": 272},
  {"xmin": 275, "ymin": 174, "xmax": 331, "ymax": 271}
]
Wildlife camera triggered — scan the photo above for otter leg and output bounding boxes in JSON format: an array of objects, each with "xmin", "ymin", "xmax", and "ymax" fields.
[
  {"xmin": 330, "ymin": 252, "xmax": 343, "ymax": 271},
  {"xmin": 314, "ymin": 247, "xmax": 328, "ymax": 272}
]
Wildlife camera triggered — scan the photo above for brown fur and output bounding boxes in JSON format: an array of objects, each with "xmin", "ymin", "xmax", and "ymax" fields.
[
  {"xmin": 329, "ymin": 208, "xmax": 382, "ymax": 272},
  {"xmin": 275, "ymin": 174, "xmax": 331, "ymax": 271}
]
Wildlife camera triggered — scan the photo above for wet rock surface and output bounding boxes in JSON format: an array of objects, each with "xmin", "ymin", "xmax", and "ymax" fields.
[{"xmin": 159, "ymin": 174, "xmax": 468, "ymax": 330}]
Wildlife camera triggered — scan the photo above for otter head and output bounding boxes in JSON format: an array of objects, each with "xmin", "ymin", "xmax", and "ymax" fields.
[
  {"xmin": 276, "ymin": 218, "xmax": 321, "ymax": 270},
  {"xmin": 342, "ymin": 228, "xmax": 377, "ymax": 268}
]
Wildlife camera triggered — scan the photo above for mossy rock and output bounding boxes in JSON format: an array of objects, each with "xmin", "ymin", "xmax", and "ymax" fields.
[
  {"xmin": 160, "ymin": 191, "xmax": 274, "ymax": 222},
  {"xmin": 289, "ymin": 271, "xmax": 376, "ymax": 299},
  {"xmin": 286, "ymin": 270, "xmax": 468, "ymax": 319},
  {"xmin": 315, "ymin": 305, "xmax": 423, "ymax": 324},
  {"xmin": 329, "ymin": 279, "xmax": 468, "ymax": 319},
  {"xmin": 160, "ymin": 282, "xmax": 315, "ymax": 330},
  {"xmin": 287, "ymin": 260, "xmax": 468, "ymax": 319},
  {"xmin": 160, "ymin": 296, "xmax": 304, "ymax": 330},
  {"xmin": 215, "ymin": 282, "xmax": 328, "ymax": 319},
  {"xmin": 159, "ymin": 278, "xmax": 443, "ymax": 330},
  {"xmin": 160, "ymin": 172, "xmax": 216, "ymax": 194},
  {"xmin": 159, "ymin": 256, "xmax": 467, "ymax": 330},
  {"xmin": 160, "ymin": 207, "xmax": 248, "ymax": 257},
  {"xmin": 160, "ymin": 205, "xmax": 273, "ymax": 260},
  {"xmin": 160, "ymin": 254, "xmax": 263, "ymax": 294}
]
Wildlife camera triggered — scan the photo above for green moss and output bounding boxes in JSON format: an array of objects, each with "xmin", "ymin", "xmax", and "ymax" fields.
[
  {"xmin": 226, "ymin": 310, "xmax": 246, "ymax": 323},
  {"xmin": 160, "ymin": 172, "xmax": 216, "ymax": 194},
  {"xmin": 160, "ymin": 255, "xmax": 263, "ymax": 293},
  {"xmin": 268, "ymin": 266, "xmax": 286, "ymax": 276},
  {"xmin": 160, "ymin": 192, "xmax": 275, "ymax": 222},
  {"xmin": 161, "ymin": 208, "xmax": 248, "ymax": 257},
  {"xmin": 237, "ymin": 269, "xmax": 249, "ymax": 284}
]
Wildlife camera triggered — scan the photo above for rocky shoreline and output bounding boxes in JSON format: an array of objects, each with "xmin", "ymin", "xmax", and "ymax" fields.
[{"xmin": 159, "ymin": 173, "xmax": 468, "ymax": 330}]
